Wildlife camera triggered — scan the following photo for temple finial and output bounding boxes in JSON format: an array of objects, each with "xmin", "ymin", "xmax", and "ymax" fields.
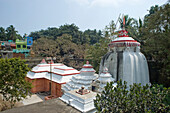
[{"xmin": 41, "ymin": 59, "xmax": 47, "ymax": 64}]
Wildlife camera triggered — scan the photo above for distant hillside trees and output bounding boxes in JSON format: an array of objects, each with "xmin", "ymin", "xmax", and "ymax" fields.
[
  {"xmin": 29, "ymin": 23, "xmax": 103, "ymax": 45},
  {"xmin": 31, "ymin": 35, "xmax": 85, "ymax": 59},
  {"xmin": 29, "ymin": 23, "xmax": 104, "ymax": 68}
]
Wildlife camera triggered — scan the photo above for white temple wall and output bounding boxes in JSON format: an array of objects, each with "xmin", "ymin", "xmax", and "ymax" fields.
[
  {"xmin": 123, "ymin": 51, "xmax": 134, "ymax": 86},
  {"xmin": 51, "ymin": 73, "xmax": 79, "ymax": 84},
  {"xmin": 60, "ymin": 91, "xmax": 96, "ymax": 113},
  {"xmin": 132, "ymin": 53, "xmax": 139, "ymax": 84},
  {"xmin": 136, "ymin": 52, "xmax": 149, "ymax": 85},
  {"xmin": 108, "ymin": 53, "xmax": 117, "ymax": 79},
  {"xmin": 122, "ymin": 50, "xmax": 149, "ymax": 86},
  {"xmin": 99, "ymin": 52, "xmax": 118, "ymax": 79},
  {"xmin": 99, "ymin": 48, "xmax": 150, "ymax": 86}
]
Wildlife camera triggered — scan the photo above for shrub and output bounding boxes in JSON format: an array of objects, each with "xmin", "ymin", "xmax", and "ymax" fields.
[{"xmin": 94, "ymin": 80, "xmax": 170, "ymax": 113}]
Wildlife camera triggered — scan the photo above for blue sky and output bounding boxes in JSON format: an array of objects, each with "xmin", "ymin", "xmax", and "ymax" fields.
[{"xmin": 0, "ymin": 0, "xmax": 168, "ymax": 35}]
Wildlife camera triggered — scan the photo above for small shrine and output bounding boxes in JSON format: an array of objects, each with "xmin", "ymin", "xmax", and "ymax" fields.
[
  {"xmin": 60, "ymin": 87, "xmax": 97, "ymax": 113},
  {"xmin": 76, "ymin": 86, "xmax": 90, "ymax": 95},
  {"xmin": 63, "ymin": 61, "xmax": 96, "ymax": 91},
  {"xmin": 98, "ymin": 67, "xmax": 116, "ymax": 92}
]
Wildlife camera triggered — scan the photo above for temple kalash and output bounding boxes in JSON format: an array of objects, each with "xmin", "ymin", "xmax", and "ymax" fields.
[{"xmin": 26, "ymin": 27, "xmax": 150, "ymax": 112}]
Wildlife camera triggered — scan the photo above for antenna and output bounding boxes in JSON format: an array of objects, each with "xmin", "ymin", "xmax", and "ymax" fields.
[{"xmin": 115, "ymin": 13, "xmax": 121, "ymax": 29}]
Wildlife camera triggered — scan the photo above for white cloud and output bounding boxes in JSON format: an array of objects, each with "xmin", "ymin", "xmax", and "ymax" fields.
[
  {"xmin": 71, "ymin": 0, "xmax": 90, "ymax": 5},
  {"xmin": 71, "ymin": 0, "xmax": 142, "ymax": 7},
  {"xmin": 91, "ymin": 0, "xmax": 119, "ymax": 7}
]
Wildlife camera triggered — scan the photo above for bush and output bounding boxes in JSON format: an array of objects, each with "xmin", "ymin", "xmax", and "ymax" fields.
[
  {"xmin": 94, "ymin": 80, "xmax": 170, "ymax": 113},
  {"xmin": 0, "ymin": 58, "xmax": 32, "ymax": 107}
]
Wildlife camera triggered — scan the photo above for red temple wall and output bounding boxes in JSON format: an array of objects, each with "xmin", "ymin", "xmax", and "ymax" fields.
[{"xmin": 26, "ymin": 77, "xmax": 63, "ymax": 97}]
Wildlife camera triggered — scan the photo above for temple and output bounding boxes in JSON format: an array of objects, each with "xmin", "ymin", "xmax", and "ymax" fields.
[
  {"xmin": 26, "ymin": 59, "xmax": 80, "ymax": 97},
  {"xmin": 98, "ymin": 67, "xmax": 116, "ymax": 92},
  {"xmin": 100, "ymin": 29, "xmax": 150, "ymax": 86},
  {"xmin": 61, "ymin": 85, "xmax": 97, "ymax": 113},
  {"xmin": 63, "ymin": 61, "xmax": 96, "ymax": 91}
]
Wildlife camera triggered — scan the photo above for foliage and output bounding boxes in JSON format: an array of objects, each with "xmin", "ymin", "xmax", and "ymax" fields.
[
  {"xmin": 83, "ymin": 29, "xmax": 102, "ymax": 45},
  {"xmin": 29, "ymin": 23, "xmax": 102, "ymax": 45},
  {"xmin": 32, "ymin": 35, "xmax": 85, "ymax": 57},
  {"xmin": 94, "ymin": 80, "xmax": 170, "ymax": 113},
  {"xmin": 0, "ymin": 27, "xmax": 6, "ymax": 41},
  {"xmin": 141, "ymin": 3, "xmax": 170, "ymax": 87},
  {"xmin": 0, "ymin": 25, "xmax": 22, "ymax": 41},
  {"xmin": 104, "ymin": 20, "xmax": 117, "ymax": 39},
  {"xmin": 0, "ymin": 58, "xmax": 32, "ymax": 106},
  {"xmin": 86, "ymin": 37, "xmax": 109, "ymax": 73},
  {"xmin": 118, "ymin": 15, "xmax": 141, "ymax": 42},
  {"xmin": 87, "ymin": 21, "xmax": 116, "ymax": 73}
]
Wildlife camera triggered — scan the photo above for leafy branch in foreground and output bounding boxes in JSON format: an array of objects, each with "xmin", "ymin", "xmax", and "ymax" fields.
[
  {"xmin": 0, "ymin": 58, "xmax": 32, "ymax": 107},
  {"xmin": 94, "ymin": 79, "xmax": 170, "ymax": 113}
]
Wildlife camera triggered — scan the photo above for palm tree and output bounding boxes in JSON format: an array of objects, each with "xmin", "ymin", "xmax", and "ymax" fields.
[
  {"xmin": 6, "ymin": 25, "xmax": 18, "ymax": 41},
  {"xmin": 118, "ymin": 15, "xmax": 136, "ymax": 30},
  {"xmin": 0, "ymin": 27, "xmax": 6, "ymax": 41}
]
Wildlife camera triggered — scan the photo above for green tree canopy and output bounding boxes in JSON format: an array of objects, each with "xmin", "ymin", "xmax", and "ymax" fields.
[
  {"xmin": 29, "ymin": 23, "xmax": 103, "ymax": 45},
  {"xmin": 0, "ymin": 58, "xmax": 32, "ymax": 105},
  {"xmin": 141, "ymin": 3, "xmax": 170, "ymax": 87},
  {"xmin": 94, "ymin": 80, "xmax": 170, "ymax": 112},
  {"xmin": 6, "ymin": 25, "xmax": 20, "ymax": 41},
  {"xmin": 104, "ymin": 20, "xmax": 117, "ymax": 39},
  {"xmin": 31, "ymin": 36, "xmax": 85, "ymax": 59},
  {"xmin": 0, "ymin": 27, "xmax": 6, "ymax": 41},
  {"xmin": 0, "ymin": 25, "xmax": 22, "ymax": 41},
  {"xmin": 86, "ymin": 37, "xmax": 110, "ymax": 73}
]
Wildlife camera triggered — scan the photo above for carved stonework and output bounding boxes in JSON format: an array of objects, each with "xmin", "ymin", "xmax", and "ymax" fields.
[{"xmin": 76, "ymin": 86, "xmax": 90, "ymax": 95}]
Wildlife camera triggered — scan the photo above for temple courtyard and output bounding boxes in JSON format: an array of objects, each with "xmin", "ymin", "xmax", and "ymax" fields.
[{"xmin": 1, "ymin": 98, "xmax": 80, "ymax": 113}]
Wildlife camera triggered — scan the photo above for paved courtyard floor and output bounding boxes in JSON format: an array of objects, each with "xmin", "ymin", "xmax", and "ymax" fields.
[{"xmin": 22, "ymin": 94, "xmax": 44, "ymax": 105}]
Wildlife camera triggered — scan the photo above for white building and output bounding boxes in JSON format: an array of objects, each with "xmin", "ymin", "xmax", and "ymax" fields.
[
  {"xmin": 26, "ymin": 59, "xmax": 80, "ymax": 97},
  {"xmin": 63, "ymin": 61, "xmax": 96, "ymax": 91},
  {"xmin": 98, "ymin": 67, "xmax": 116, "ymax": 92},
  {"xmin": 100, "ymin": 29, "xmax": 150, "ymax": 86},
  {"xmin": 60, "ymin": 87, "xmax": 97, "ymax": 113}
]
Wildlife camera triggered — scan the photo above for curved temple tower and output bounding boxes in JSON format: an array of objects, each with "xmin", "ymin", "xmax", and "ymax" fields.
[{"xmin": 100, "ymin": 29, "xmax": 150, "ymax": 86}]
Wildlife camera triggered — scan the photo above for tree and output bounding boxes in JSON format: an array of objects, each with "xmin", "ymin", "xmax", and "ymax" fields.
[
  {"xmin": 104, "ymin": 20, "xmax": 117, "ymax": 39},
  {"xmin": 86, "ymin": 37, "xmax": 110, "ymax": 73},
  {"xmin": 6, "ymin": 25, "xmax": 19, "ymax": 41},
  {"xmin": 142, "ymin": 3, "xmax": 170, "ymax": 87},
  {"xmin": 29, "ymin": 23, "xmax": 103, "ymax": 45},
  {"xmin": 94, "ymin": 80, "xmax": 170, "ymax": 113},
  {"xmin": 0, "ymin": 58, "xmax": 32, "ymax": 106},
  {"xmin": 31, "ymin": 36, "xmax": 85, "ymax": 59},
  {"xmin": 0, "ymin": 27, "xmax": 6, "ymax": 41},
  {"xmin": 29, "ymin": 31, "xmax": 41, "ymax": 40},
  {"xmin": 119, "ymin": 15, "xmax": 136, "ymax": 29},
  {"xmin": 83, "ymin": 29, "xmax": 103, "ymax": 45},
  {"xmin": 58, "ymin": 24, "xmax": 83, "ymax": 44}
]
